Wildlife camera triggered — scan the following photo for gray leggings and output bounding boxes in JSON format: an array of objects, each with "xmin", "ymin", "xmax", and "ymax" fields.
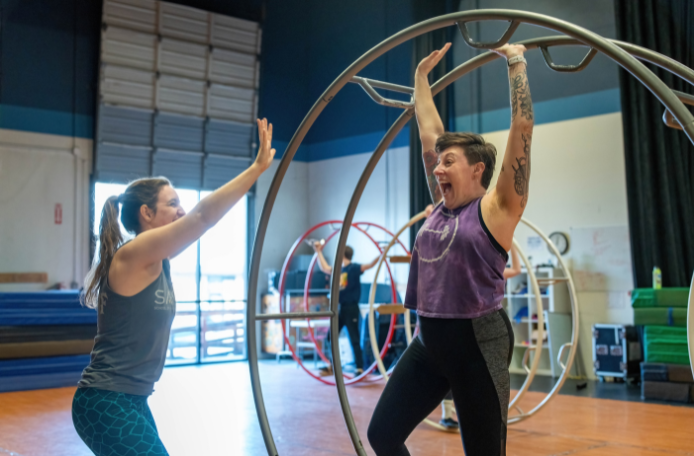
[{"xmin": 368, "ymin": 310, "xmax": 513, "ymax": 456}]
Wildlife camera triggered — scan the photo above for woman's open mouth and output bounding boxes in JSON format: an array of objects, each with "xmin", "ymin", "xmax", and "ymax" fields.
[{"xmin": 440, "ymin": 182, "xmax": 452, "ymax": 197}]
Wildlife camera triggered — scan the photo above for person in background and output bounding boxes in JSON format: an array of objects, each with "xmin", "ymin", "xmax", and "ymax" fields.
[{"xmin": 312, "ymin": 243, "xmax": 379, "ymax": 376}]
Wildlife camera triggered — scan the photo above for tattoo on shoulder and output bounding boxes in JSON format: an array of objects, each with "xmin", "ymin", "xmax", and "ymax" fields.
[
  {"xmin": 511, "ymin": 133, "xmax": 532, "ymax": 208},
  {"xmin": 423, "ymin": 149, "xmax": 441, "ymax": 202},
  {"xmin": 511, "ymin": 71, "xmax": 533, "ymax": 122}
]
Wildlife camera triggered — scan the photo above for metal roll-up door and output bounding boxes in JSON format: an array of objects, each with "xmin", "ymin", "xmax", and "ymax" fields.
[
  {"xmin": 205, "ymin": 119, "xmax": 253, "ymax": 157},
  {"xmin": 153, "ymin": 112, "xmax": 204, "ymax": 151},
  {"xmin": 98, "ymin": 104, "xmax": 153, "ymax": 146},
  {"xmin": 103, "ymin": 0, "xmax": 156, "ymax": 33},
  {"xmin": 203, "ymin": 154, "xmax": 252, "ymax": 190},
  {"xmin": 159, "ymin": 2, "xmax": 208, "ymax": 44},
  {"xmin": 211, "ymin": 15, "xmax": 260, "ymax": 54},
  {"xmin": 160, "ymin": 38, "xmax": 208, "ymax": 80},
  {"xmin": 97, "ymin": 0, "xmax": 260, "ymax": 190},
  {"xmin": 210, "ymin": 48, "xmax": 257, "ymax": 88},
  {"xmin": 96, "ymin": 143, "xmax": 152, "ymax": 184},
  {"xmin": 100, "ymin": 64, "xmax": 155, "ymax": 109},
  {"xmin": 208, "ymin": 84, "xmax": 255, "ymax": 123},
  {"xmin": 157, "ymin": 75, "xmax": 206, "ymax": 116},
  {"xmin": 101, "ymin": 25, "xmax": 156, "ymax": 71},
  {"xmin": 153, "ymin": 150, "xmax": 204, "ymax": 189}
]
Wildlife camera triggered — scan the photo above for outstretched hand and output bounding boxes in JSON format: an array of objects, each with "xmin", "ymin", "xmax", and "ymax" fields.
[
  {"xmin": 424, "ymin": 204, "xmax": 434, "ymax": 217},
  {"xmin": 416, "ymin": 42, "xmax": 452, "ymax": 76},
  {"xmin": 255, "ymin": 118, "xmax": 276, "ymax": 172},
  {"xmin": 491, "ymin": 43, "xmax": 527, "ymax": 60}
]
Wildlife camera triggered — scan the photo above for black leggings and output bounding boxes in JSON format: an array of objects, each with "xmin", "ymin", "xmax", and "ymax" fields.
[
  {"xmin": 368, "ymin": 310, "xmax": 514, "ymax": 456},
  {"xmin": 326, "ymin": 303, "xmax": 364, "ymax": 370}
]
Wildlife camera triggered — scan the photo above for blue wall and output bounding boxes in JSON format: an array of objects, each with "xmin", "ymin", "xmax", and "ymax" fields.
[
  {"xmin": 0, "ymin": 0, "xmax": 101, "ymax": 138},
  {"xmin": 260, "ymin": 0, "xmax": 415, "ymax": 161}
]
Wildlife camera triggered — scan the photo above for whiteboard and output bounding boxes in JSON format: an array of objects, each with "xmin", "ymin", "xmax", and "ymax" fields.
[{"xmin": 569, "ymin": 226, "xmax": 634, "ymax": 292}]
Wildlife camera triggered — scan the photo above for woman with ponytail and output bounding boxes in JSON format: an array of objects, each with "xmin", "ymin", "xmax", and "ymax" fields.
[{"xmin": 72, "ymin": 119, "xmax": 276, "ymax": 456}]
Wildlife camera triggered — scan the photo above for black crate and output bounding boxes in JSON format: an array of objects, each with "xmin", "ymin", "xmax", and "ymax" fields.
[{"xmin": 593, "ymin": 324, "xmax": 641, "ymax": 380}]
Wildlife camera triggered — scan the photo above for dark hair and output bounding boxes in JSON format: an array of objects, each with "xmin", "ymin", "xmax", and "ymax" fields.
[
  {"xmin": 435, "ymin": 132, "xmax": 497, "ymax": 189},
  {"xmin": 83, "ymin": 177, "xmax": 171, "ymax": 309},
  {"xmin": 344, "ymin": 245, "xmax": 354, "ymax": 261}
]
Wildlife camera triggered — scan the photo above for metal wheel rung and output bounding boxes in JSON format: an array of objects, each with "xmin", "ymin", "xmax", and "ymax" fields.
[
  {"xmin": 663, "ymin": 90, "xmax": 694, "ymax": 130},
  {"xmin": 255, "ymin": 311, "xmax": 334, "ymax": 321},
  {"xmin": 374, "ymin": 304, "xmax": 407, "ymax": 315},
  {"xmin": 388, "ymin": 255, "xmax": 411, "ymax": 263},
  {"xmin": 536, "ymin": 277, "xmax": 569, "ymax": 283},
  {"xmin": 350, "ymin": 76, "xmax": 414, "ymax": 109}
]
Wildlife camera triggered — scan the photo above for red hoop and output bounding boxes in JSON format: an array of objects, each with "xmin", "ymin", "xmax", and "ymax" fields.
[{"xmin": 276, "ymin": 220, "xmax": 409, "ymax": 385}]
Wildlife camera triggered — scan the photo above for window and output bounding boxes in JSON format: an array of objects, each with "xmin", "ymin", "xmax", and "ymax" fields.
[{"xmin": 93, "ymin": 182, "xmax": 248, "ymax": 365}]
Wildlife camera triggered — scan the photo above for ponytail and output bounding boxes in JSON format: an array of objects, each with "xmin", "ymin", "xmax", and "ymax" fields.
[
  {"xmin": 82, "ymin": 177, "xmax": 171, "ymax": 310},
  {"xmin": 83, "ymin": 195, "xmax": 123, "ymax": 309}
]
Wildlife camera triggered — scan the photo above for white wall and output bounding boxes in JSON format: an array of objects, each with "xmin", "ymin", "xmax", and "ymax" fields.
[
  {"xmin": 485, "ymin": 112, "xmax": 632, "ymax": 379},
  {"xmin": 0, "ymin": 129, "xmax": 92, "ymax": 292},
  {"xmin": 253, "ymin": 159, "xmax": 310, "ymax": 280},
  {"xmin": 307, "ymin": 146, "xmax": 411, "ymax": 297}
]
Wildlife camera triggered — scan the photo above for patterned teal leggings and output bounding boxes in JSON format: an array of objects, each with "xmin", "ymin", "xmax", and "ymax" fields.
[{"xmin": 72, "ymin": 387, "xmax": 169, "ymax": 456}]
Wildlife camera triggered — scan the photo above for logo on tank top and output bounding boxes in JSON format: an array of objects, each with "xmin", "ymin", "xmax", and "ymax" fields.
[
  {"xmin": 415, "ymin": 212, "xmax": 459, "ymax": 264},
  {"xmin": 154, "ymin": 285, "xmax": 175, "ymax": 310}
]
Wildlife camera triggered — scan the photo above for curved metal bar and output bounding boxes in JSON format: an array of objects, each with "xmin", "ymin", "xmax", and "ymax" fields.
[
  {"xmin": 508, "ymin": 218, "xmax": 580, "ymax": 424},
  {"xmin": 352, "ymin": 76, "xmax": 414, "ymax": 94},
  {"xmin": 365, "ymin": 215, "xmax": 548, "ymax": 431},
  {"xmin": 557, "ymin": 342, "xmax": 572, "ymax": 371},
  {"xmin": 457, "ymin": 19, "xmax": 520, "ymax": 49},
  {"xmin": 523, "ymin": 36, "xmax": 694, "ymax": 87},
  {"xmin": 328, "ymin": 112, "xmax": 415, "ymax": 455},
  {"xmin": 276, "ymin": 222, "xmax": 397, "ymax": 386},
  {"xmin": 540, "ymin": 46, "xmax": 598, "ymax": 73},
  {"xmin": 689, "ymin": 273, "xmax": 694, "ymax": 377},
  {"xmin": 247, "ymin": 11, "xmax": 694, "ymax": 454},
  {"xmin": 351, "ymin": 76, "xmax": 414, "ymax": 109},
  {"xmin": 507, "ymin": 238, "xmax": 545, "ymax": 410},
  {"xmin": 663, "ymin": 91, "xmax": 694, "ymax": 130},
  {"xmin": 365, "ymin": 211, "xmax": 451, "ymax": 432},
  {"xmin": 367, "ymin": 212, "xmax": 424, "ymax": 380}
]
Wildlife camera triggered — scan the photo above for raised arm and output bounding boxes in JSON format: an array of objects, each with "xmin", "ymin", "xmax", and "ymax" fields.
[
  {"xmin": 484, "ymin": 44, "xmax": 535, "ymax": 249},
  {"xmin": 415, "ymin": 43, "xmax": 451, "ymax": 205},
  {"xmin": 312, "ymin": 242, "xmax": 333, "ymax": 275},
  {"xmin": 120, "ymin": 119, "xmax": 276, "ymax": 267},
  {"xmin": 361, "ymin": 254, "xmax": 381, "ymax": 273}
]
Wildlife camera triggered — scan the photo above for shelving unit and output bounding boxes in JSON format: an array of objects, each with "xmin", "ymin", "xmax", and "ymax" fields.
[{"xmin": 504, "ymin": 267, "xmax": 575, "ymax": 377}]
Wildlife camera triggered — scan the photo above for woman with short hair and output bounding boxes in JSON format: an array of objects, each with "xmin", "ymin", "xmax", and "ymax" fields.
[{"xmin": 368, "ymin": 42, "xmax": 534, "ymax": 456}]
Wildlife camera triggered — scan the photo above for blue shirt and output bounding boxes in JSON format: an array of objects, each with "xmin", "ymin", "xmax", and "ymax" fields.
[{"xmin": 339, "ymin": 262, "xmax": 363, "ymax": 305}]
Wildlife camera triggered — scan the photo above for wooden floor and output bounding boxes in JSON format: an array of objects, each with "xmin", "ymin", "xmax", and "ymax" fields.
[{"xmin": 1, "ymin": 361, "xmax": 693, "ymax": 455}]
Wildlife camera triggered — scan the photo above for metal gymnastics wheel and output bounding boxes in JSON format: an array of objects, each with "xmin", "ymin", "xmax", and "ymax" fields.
[
  {"xmin": 247, "ymin": 10, "xmax": 694, "ymax": 456},
  {"xmin": 367, "ymin": 214, "xmax": 577, "ymax": 429},
  {"xmin": 276, "ymin": 220, "xmax": 409, "ymax": 385}
]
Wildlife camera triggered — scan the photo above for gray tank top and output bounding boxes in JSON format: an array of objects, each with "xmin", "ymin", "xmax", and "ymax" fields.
[{"xmin": 78, "ymin": 259, "xmax": 176, "ymax": 396}]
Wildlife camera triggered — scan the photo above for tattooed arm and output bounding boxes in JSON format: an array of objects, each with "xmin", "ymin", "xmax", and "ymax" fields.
[
  {"xmin": 482, "ymin": 44, "xmax": 535, "ymax": 250},
  {"xmin": 415, "ymin": 43, "xmax": 451, "ymax": 205}
]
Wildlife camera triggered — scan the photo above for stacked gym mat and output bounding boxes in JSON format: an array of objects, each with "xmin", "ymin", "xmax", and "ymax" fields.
[
  {"xmin": 641, "ymin": 362, "xmax": 694, "ymax": 403},
  {"xmin": 631, "ymin": 288, "xmax": 692, "ymax": 402},
  {"xmin": 0, "ymin": 291, "xmax": 96, "ymax": 392}
]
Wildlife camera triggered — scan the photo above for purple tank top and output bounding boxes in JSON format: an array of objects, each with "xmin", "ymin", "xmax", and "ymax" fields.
[{"xmin": 404, "ymin": 197, "xmax": 508, "ymax": 319}]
